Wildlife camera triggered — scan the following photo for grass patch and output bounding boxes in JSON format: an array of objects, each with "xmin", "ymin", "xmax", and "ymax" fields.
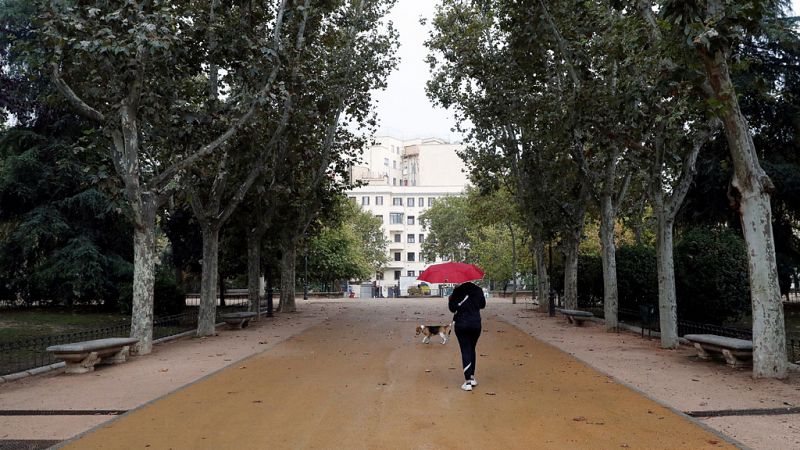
[{"xmin": 0, "ymin": 308, "xmax": 130, "ymax": 343}]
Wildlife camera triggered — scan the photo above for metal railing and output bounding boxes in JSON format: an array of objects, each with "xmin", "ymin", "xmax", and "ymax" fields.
[{"xmin": 0, "ymin": 308, "xmax": 249, "ymax": 377}]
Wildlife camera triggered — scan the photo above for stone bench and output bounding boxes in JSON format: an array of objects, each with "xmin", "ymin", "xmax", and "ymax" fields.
[
  {"xmin": 221, "ymin": 312, "xmax": 257, "ymax": 329},
  {"xmin": 556, "ymin": 309, "xmax": 594, "ymax": 326},
  {"xmin": 46, "ymin": 337, "xmax": 139, "ymax": 374},
  {"xmin": 684, "ymin": 334, "xmax": 753, "ymax": 368}
]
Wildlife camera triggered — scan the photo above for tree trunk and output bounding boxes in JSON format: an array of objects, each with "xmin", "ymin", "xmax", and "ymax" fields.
[
  {"xmin": 655, "ymin": 213, "xmax": 679, "ymax": 348},
  {"xmin": 533, "ymin": 240, "xmax": 549, "ymax": 313},
  {"xmin": 197, "ymin": 226, "xmax": 221, "ymax": 336},
  {"xmin": 280, "ymin": 242, "xmax": 297, "ymax": 313},
  {"xmin": 509, "ymin": 223, "xmax": 518, "ymax": 305},
  {"xmin": 700, "ymin": 46, "xmax": 787, "ymax": 378},
  {"xmin": 129, "ymin": 195, "xmax": 157, "ymax": 355},
  {"xmin": 247, "ymin": 229, "xmax": 263, "ymax": 316},
  {"xmin": 563, "ymin": 236, "xmax": 580, "ymax": 310},
  {"xmin": 599, "ymin": 195, "xmax": 618, "ymax": 331}
]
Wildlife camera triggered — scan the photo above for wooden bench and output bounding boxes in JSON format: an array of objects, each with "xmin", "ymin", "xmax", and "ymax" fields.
[
  {"xmin": 684, "ymin": 334, "xmax": 753, "ymax": 368},
  {"xmin": 556, "ymin": 309, "xmax": 594, "ymax": 326},
  {"xmin": 221, "ymin": 312, "xmax": 257, "ymax": 329},
  {"xmin": 46, "ymin": 337, "xmax": 139, "ymax": 374}
]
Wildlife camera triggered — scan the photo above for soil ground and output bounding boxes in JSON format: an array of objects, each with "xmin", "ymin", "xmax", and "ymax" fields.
[{"xmin": 0, "ymin": 298, "xmax": 797, "ymax": 449}]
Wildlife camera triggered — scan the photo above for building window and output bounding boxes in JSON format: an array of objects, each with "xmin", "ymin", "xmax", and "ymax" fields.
[
  {"xmin": 393, "ymin": 197, "xmax": 403, "ymax": 206},
  {"xmin": 375, "ymin": 215, "xmax": 383, "ymax": 223},
  {"xmin": 393, "ymin": 178, "xmax": 397, "ymax": 185},
  {"xmin": 407, "ymin": 234, "xmax": 415, "ymax": 243},
  {"xmin": 394, "ymin": 270, "xmax": 401, "ymax": 280},
  {"xmin": 361, "ymin": 196, "xmax": 369, "ymax": 206},
  {"xmin": 394, "ymin": 252, "xmax": 401, "ymax": 261},
  {"xmin": 384, "ymin": 157, "xmax": 389, "ymax": 166},
  {"xmin": 393, "ymin": 160, "xmax": 397, "ymax": 169},
  {"xmin": 390, "ymin": 213, "xmax": 403, "ymax": 224},
  {"xmin": 418, "ymin": 197, "xmax": 424, "ymax": 207},
  {"xmin": 419, "ymin": 234, "xmax": 425, "ymax": 243},
  {"xmin": 349, "ymin": 196, "xmax": 357, "ymax": 203},
  {"xmin": 407, "ymin": 216, "xmax": 415, "ymax": 225},
  {"xmin": 407, "ymin": 270, "xmax": 415, "ymax": 277},
  {"xmin": 394, "ymin": 233, "xmax": 401, "ymax": 243},
  {"xmin": 407, "ymin": 252, "xmax": 415, "ymax": 262},
  {"xmin": 376, "ymin": 196, "xmax": 383, "ymax": 205},
  {"xmin": 428, "ymin": 197, "xmax": 435, "ymax": 207},
  {"xmin": 376, "ymin": 272, "xmax": 384, "ymax": 280},
  {"xmin": 408, "ymin": 197, "xmax": 415, "ymax": 207}
]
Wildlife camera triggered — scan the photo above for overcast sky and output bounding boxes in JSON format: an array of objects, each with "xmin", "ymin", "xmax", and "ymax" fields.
[{"xmin": 371, "ymin": 0, "xmax": 800, "ymax": 144}]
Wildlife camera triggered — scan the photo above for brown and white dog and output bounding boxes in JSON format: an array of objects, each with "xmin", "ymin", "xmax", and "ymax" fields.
[{"xmin": 415, "ymin": 323, "xmax": 453, "ymax": 344}]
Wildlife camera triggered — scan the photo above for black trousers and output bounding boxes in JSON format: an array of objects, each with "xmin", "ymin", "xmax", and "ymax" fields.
[{"xmin": 455, "ymin": 326, "xmax": 481, "ymax": 380}]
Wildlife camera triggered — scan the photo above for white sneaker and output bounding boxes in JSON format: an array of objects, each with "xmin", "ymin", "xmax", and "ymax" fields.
[
  {"xmin": 469, "ymin": 377, "xmax": 478, "ymax": 386},
  {"xmin": 460, "ymin": 382, "xmax": 473, "ymax": 391}
]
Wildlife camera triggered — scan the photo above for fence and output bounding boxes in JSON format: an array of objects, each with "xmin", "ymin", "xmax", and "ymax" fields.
[
  {"xmin": 613, "ymin": 307, "xmax": 799, "ymax": 363},
  {"xmin": 0, "ymin": 309, "xmax": 243, "ymax": 377}
]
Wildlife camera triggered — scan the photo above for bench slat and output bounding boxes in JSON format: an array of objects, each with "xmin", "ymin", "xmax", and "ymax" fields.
[
  {"xmin": 684, "ymin": 334, "xmax": 752, "ymax": 351},
  {"xmin": 46, "ymin": 338, "xmax": 139, "ymax": 353}
]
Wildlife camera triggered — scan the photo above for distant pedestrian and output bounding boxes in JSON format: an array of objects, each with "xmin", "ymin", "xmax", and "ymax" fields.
[{"xmin": 448, "ymin": 281, "xmax": 486, "ymax": 391}]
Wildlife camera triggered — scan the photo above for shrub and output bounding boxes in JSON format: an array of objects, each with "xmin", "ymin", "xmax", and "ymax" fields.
[
  {"xmin": 117, "ymin": 267, "xmax": 185, "ymax": 317},
  {"xmin": 615, "ymin": 245, "xmax": 658, "ymax": 310},
  {"xmin": 675, "ymin": 228, "xmax": 749, "ymax": 324}
]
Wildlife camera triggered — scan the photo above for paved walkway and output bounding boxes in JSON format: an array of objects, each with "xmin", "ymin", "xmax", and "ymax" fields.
[{"xmin": 53, "ymin": 302, "xmax": 734, "ymax": 449}]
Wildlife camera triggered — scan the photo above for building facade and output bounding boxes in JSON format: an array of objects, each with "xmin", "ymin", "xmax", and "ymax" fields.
[{"xmin": 346, "ymin": 136, "xmax": 468, "ymax": 296}]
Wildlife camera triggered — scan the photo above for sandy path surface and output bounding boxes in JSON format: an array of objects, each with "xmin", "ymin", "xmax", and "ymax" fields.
[{"xmin": 59, "ymin": 301, "xmax": 733, "ymax": 450}]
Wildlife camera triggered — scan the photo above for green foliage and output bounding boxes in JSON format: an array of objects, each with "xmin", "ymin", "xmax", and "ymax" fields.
[
  {"xmin": 675, "ymin": 228, "xmax": 750, "ymax": 324},
  {"xmin": 419, "ymin": 195, "xmax": 471, "ymax": 262},
  {"xmin": 117, "ymin": 266, "xmax": 185, "ymax": 317},
  {"xmin": 0, "ymin": 127, "xmax": 133, "ymax": 307}
]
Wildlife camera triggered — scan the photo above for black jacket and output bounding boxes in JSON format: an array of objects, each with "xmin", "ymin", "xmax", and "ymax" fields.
[{"xmin": 448, "ymin": 281, "xmax": 486, "ymax": 329}]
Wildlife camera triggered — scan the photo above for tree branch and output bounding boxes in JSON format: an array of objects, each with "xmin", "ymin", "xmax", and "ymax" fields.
[{"xmin": 50, "ymin": 62, "xmax": 105, "ymax": 122}]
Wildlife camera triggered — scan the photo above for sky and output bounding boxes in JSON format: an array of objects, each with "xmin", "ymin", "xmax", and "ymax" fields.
[
  {"xmin": 371, "ymin": 0, "xmax": 800, "ymax": 144},
  {"xmin": 371, "ymin": 1, "xmax": 460, "ymax": 142}
]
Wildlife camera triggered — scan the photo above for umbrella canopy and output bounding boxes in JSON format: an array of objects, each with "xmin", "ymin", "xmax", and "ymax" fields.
[{"xmin": 417, "ymin": 262, "xmax": 484, "ymax": 284}]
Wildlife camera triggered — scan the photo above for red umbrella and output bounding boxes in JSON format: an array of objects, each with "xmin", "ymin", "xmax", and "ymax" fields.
[{"xmin": 417, "ymin": 262, "xmax": 484, "ymax": 284}]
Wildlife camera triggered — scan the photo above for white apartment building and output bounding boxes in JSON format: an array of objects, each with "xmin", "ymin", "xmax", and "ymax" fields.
[{"xmin": 346, "ymin": 136, "xmax": 468, "ymax": 296}]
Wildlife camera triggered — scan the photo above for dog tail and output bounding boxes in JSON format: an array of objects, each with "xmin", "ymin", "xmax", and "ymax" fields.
[{"xmin": 448, "ymin": 321, "xmax": 454, "ymax": 334}]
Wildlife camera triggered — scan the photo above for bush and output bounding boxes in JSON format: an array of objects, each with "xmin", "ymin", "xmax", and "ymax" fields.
[
  {"xmin": 675, "ymin": 228, "xmax": 749, "ymax": 324},
  {"xmin": 117, "ymin": 267, "xmax": 185, "ymax": 317},
  {"xmin": 577, "ymin": 253, "xmax": 603, "ymax": 307},
  {"xmin": 616, "ymin": 245, "xmax": 658, "ymax": 310},
  {"xmin": 407, "ymin": 286, "xmax": 421, "ymax": 296}
]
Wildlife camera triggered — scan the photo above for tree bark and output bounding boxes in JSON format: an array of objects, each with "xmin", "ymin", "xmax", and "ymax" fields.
[
  {"xmin": 699, "ymin": 46, "xmax": 787, "ymax": 378},
  {"xmin": 130, "ymin": 195, "xmax": 157, "ymax": 355},
  {"xmin": 533, "ymin": 240, "xmax": 549, "ymax": 313},
  {"xmin": 655, "ymin": 214, "xmax": 679, "ymax": 348},
  {"xmin": 247, "ymin": 227, "xmax": 264, "ymax": 317},
  {"xmin": 563, "ymin": 236, "xmax": 580, "ymax": 310},
  {"xmin": 509, "ymin": 223, "xmax": 518, "ymax": 305},
  {"xmin": 599, "ymin": 194, "xmax": 618, "ymax": 331},
  {"xmin": 280, "ymin": 242, "xmax": 297, "ymax": 313},
  {"xmin": 197, "ymin": 225, "xmax": 221, "ymax": 336}
]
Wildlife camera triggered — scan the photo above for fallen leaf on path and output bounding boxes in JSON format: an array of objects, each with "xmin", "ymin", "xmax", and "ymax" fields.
[
  {"xmin": 239, "ymin": 366, "xmax": 247, "ymax": 369},
  {"xmin": 258, "ymin": 341, "xmax": 267, "ymax": 344},
  {"xmin": 425, "ymin": 370, "xmax": 431, "ymax": 373},
  {"xmin": 159, "ymin": 369, "xmax": 168, "ymax": 372},
  {"xmin": 485, "ymin": 392, "xmax": 496, "ymax": 396},
  {"xmin": 252, "ymin": 400, "xmax": 263, "ymax": 403},
  {"xmin": 707, "ymin": 440, "xmax": 719, "ymax": 445},
  {"xmin": 572, "ymin": 416, "xmax": 586, "ymax": 422}
]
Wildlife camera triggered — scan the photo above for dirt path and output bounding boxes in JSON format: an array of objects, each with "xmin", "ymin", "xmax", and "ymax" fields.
[{"xmin": 61, "ymin": 302, "xmax": 735, "ymax": 449}]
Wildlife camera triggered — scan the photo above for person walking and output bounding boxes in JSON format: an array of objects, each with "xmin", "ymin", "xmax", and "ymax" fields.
[{"xmin": 448, "ymin": 280, "xmax": 486, "ymax": 391}]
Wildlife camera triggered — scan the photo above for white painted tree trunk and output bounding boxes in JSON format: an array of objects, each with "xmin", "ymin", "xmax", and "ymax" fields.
[
  {"xmin": 655, "ymin": 214, "xmax": 679, "ymax": 348},
  {"xmin": 129, "ymin": 196, "xmax": 157, "ymax": 355},
  {"xmin": 700, "ymin": 46, "xmax": 787, "ymax": 378},
  {"xmin": 599, "ymin": 195, "xmax": 618, "ymax": 331},
  {"xmin": 280, "ymin": 242, "xmax": 297, "ymax": 313},
  {"xmin": 197, "ymin": 226, "xmax": 220, "ymax": 336},
  {"xmin": 533, "ymin": 241, "xmax": 549, "ymax": 313}
]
